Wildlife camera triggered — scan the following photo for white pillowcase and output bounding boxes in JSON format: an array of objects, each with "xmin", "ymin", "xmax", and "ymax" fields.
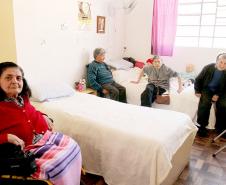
[
  {"xmin": 30, "ymin": 82, "xmax": 75, "ymax": 102},
  {"xmin": 106, "ymin": 59, "xmax": 133, "ymax": 70}
]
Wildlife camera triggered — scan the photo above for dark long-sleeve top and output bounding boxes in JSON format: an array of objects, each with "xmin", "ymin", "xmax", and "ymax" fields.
[
  {"xmin": 87, "ymin": 60, "xmax": 113, "ymax": 91},
  {"xmin": 194, "ymin": 63, "xmax": 226, "ymax": 96},
  {"xmin": 0, "ymin": 96, "xmax": 49, "ymax": 146}
]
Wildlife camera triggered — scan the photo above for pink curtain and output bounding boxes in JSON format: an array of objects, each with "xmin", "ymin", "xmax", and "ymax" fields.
[{"xmin": 151, "ymin": 0, "xmax": 178, "ymax": 56}]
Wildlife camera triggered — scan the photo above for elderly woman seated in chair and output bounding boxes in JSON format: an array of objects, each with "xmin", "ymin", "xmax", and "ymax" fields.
[{"xmin": 0, "ymin": 62, "xmax": 82, "ymax": 185}]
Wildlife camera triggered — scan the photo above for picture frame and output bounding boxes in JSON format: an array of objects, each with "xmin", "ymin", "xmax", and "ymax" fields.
[
  {"xmin": 78, "ymin": 1, "xmax": 91, "ymax": 23},
  {"xmin": 97, "ymin": 16, "xmax": 105, "ymax": 33}
]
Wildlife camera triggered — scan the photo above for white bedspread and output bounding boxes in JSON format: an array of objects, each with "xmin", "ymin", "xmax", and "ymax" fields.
[
  {"xmin": 112, "ymin": 67, "xmax": 216, "ymax": 129},
  {"xmin": 32, "ymin": 93, "xmax": 197, "ymax": 185}
]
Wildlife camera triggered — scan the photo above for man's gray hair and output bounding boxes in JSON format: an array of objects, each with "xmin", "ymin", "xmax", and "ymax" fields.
[
  {"xmin": 216, "ymin": 53, "xmax": 226, "ymax": 61},
  {"xmin": 93, "ymin": 48, "xmax": 106, "ymax": 59}
]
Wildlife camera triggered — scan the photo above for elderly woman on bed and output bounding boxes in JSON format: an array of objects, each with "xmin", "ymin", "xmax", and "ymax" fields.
[
  {"xmin": 132, "ymin": 55, "xmax": 182, "ymax": 107},
  {"xmin": 0, "ymin": 62, "xmax": 81, "ymax": 185}
]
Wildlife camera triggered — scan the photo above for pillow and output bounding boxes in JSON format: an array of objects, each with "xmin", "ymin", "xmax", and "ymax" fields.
[
  {"xmin": 134, "ymin": 61, "xmax": 145, "ymax": 69},
  {"xmin": 30, "ymin": 82, "xmax": 75, "ymax": 102},
  {"xmin": 105, "ymin": 59, "xmax": 133, "ymax": 70}
]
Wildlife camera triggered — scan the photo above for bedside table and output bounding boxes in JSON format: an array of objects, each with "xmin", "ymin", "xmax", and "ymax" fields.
[{"xmin": 79, "ymin": 88, "xmax": 97, "ymax": 96}]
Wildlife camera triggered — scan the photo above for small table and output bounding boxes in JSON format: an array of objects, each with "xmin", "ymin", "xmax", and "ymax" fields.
[{"xmin": 78, "ymin": 88, "xmax": 97, "ymax": 96}]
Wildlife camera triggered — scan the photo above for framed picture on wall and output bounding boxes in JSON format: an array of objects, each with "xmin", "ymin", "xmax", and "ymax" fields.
[
  {"xmin": 97, "ymin": 16, "xmax": 105, "ymax": 33},
  {"xmin": 77, "ymin": 1, "xmax": 92, "ymax": 31},
  {"xmin": 78, "ymin": 1, "xmax": 91, "ymax": 23}
]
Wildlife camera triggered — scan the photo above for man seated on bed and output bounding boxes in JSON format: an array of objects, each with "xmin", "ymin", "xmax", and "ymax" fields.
[
  {"xmin": 195, "ymin": 53, "xmax": 226, "ymax": 137},
  {"xmin": 87, "ymin": 48, "xmax": 127, "ymax": 103},
  {"xmin": 131, "ymin": 55, "xmax": 182, "ymax": 107}
]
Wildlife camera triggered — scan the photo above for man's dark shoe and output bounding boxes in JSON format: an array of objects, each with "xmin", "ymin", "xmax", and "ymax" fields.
[{"xmin": 197, "ymin": 128, "xmax": 208, "ymax": 137}]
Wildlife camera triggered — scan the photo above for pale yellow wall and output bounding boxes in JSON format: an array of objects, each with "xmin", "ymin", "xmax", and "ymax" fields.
[{"xmin": 0, "ymin": 0, "xmax": 17, "ymax": 63}]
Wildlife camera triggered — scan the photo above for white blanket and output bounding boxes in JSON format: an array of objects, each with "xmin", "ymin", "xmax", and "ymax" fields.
[
  {"xmin": 32, "ymin": 93, "xmax": 197, "ymax": 185},
  {"xmin": 112, "ymin": 67, "xmax": 216, "ymax": 129}
]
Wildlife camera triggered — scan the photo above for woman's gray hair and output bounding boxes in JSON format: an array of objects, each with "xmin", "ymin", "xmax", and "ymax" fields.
[
  {"xmin": 216, "ymin": 53, "xmax": 226, "ymax": 61},
  {"xmin": 152, "ymin": 55, "xmax": 160, "ymax": 60},
  {"xmin": 93, "ymin": 48, "xmax": 106, "ymax": 59}
]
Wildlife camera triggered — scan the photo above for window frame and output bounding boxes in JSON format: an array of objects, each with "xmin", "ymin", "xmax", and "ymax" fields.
[{"xmin": 176, "ymin": 0, "xmax": 226, "ymax": 48}]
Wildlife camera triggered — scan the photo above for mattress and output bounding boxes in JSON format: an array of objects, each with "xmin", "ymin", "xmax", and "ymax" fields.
[{"xmin": 32, "ymin": 92, "xmax": 197, "ymax": 185}]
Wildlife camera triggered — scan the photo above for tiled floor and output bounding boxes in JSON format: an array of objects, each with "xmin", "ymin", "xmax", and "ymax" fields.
[{"xmin": 81, "ymin": 130, "xmax": 226, "ymax": 185}]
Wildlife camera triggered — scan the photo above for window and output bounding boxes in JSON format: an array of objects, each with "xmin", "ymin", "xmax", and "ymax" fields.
[{"xmin": 175, "ymin": 0, "xmax": 226, "ymax": 48}]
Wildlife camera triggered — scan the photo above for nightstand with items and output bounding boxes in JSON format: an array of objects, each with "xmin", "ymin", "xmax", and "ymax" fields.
[
  {"xmin": 75, "ymin": 79, "xmax": 97, "ymax": 95},
  {"xmin": 80, "ymin": 88, "xmax": 97, "ymax": 96}
]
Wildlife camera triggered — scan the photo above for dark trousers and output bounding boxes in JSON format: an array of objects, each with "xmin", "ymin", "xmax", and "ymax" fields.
[
  {"xmin": 197, "ymin": 89, "xmax": 226, "ymax": 132},
  {"xmin": 101, "ymin": 81, "xmax": 127, "ymax": 103},
  {"xmin": 141, "ymin": 83, "xmax": 166, "ymax": 107}
]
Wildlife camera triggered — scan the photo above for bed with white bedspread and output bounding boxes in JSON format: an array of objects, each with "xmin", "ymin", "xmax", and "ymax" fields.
[
  {"xmin": 112, "ymin": 67, "xmax": 216, "ymax": 129},
  {"xmin": 31, "ymin": 92, "xmax": 197, "ymax": 185}
]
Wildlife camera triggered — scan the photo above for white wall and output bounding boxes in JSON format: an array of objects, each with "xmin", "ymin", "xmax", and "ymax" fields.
[
  {"xmin": 124, "ymin": 0, "xmax": 153, "ymax": 61},
  {"xmin": 13, "ymin": 0, "xmax": 125, "ymax": 85},
  {"xmin": 124, "ymin": 0, "xmax": 226, "ymax": 73},
  {"xmin": 162, "ymin": 47, "xmax": 225, "ymax": 73},
  {"xmin": 13, "ymin": 0, "xmax": 225, "ymax": 84}
]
